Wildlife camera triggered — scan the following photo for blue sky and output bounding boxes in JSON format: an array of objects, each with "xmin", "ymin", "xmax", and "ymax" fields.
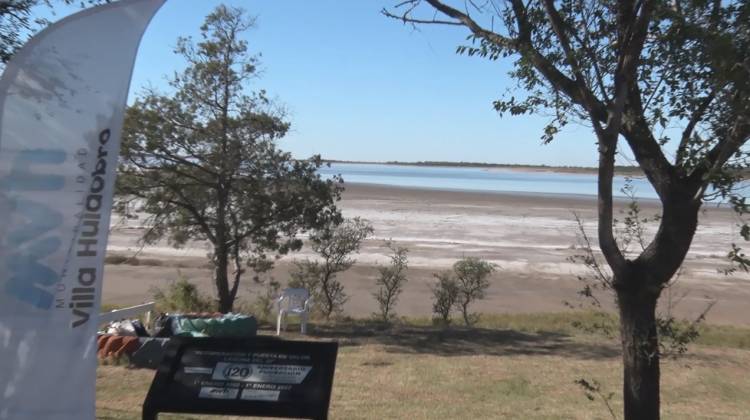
[{"xmin": 47, "ymin": 0, "xmax": 614, "ymax": 167}]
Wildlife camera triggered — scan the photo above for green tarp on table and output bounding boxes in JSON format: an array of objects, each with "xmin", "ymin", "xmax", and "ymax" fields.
[{"xmin": 172, "ymin": 313, "xmax": 257, "ymax": 338}]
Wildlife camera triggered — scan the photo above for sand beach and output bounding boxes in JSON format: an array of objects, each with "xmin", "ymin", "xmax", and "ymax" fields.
[{"xmin": 103, "ymin": 183, "xmax": 750, "ymax": 325}]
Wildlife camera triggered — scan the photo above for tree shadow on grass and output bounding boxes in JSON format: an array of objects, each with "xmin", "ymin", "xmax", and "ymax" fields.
[{"xmin": 306, "ymin": 322, "xmax": 620, "ymax": 360}]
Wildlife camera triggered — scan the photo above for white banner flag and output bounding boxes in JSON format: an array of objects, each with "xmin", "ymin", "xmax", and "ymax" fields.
[{"xmin": 0, "ymin": 1, "xmax": 164, "ymax": 418}]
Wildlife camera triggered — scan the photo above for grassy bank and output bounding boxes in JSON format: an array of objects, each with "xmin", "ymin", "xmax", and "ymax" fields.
[
  {"xmin": 96, "ymin": 311, "xmax": 750, "ymax": 419},
  {"xmin": 291, "ymin": 311, "xmax": 750, "ymax": 351},
  {"xmin": 407, "ymin": 311, "xmax": 750, "ymax": 350}
]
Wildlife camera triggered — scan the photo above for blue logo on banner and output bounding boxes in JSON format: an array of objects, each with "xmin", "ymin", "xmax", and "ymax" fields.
[{"xmin": 1, "ymin": 149, "xmax": 66, "ymax": 309}]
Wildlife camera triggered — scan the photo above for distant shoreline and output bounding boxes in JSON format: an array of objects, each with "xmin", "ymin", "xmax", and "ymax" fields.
[
  {"xmin": 324, "ymin": 159, "xmax": 645, "ymax": 176},
  {"xmin": 340, "ymin": 181, "xmax": 668, "ymax": 206}
]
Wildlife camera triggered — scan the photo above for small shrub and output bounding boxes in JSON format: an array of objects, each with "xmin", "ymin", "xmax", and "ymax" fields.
[
  {"xmin": 252, "ymin": 278, "xmax": 281, "ymax": 322},
  {"xmin": 304, "ymin": 217, "xmax": 373, "ymax": 319},
  {"xmin": 288, "ymin": 259, "xmax": 324, "ymax": 316},
  {"xmin": 657, "ymin": 300, "xmax": 715, "ymax": 358},
  {"xmin": 151, "ymin": 272, "xmax": 214, "ymax": 313},
  {"xmin": 104, "ymin": 255, "xmax": 164, "ymax": 267},
  {"xmin": 431, "ymin": 271, "xmax": 459, "ymax": 325},
  {"xmin": 288, "ymin": 259, "xmax": 322, "ymax": 294},
  {"xmin": 453, "ymin": 257, "xmax": 496, "ymax": 326},
  {"xmin": 575, "ymin": 378, "xmax": 617, "ymax": 420},
  {"xmin": 373, "ymin": 241, "xmax": 409, "ymax": 323},
  {"xmin": 105, "ymin": 254, "xmax": 129, "ymax": 265}
]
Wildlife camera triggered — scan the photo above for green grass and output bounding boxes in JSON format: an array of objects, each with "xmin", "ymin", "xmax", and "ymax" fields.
[
  {"xmin": 404, "ymin": 310, "xmax": 750, "ymax": 350},
  {"xmin": 696, "ymin": 323, "xmax": 750, "ymax": 349},
  {"xmin": 95, "ymin": 311, "xmax": 750, "ymax": 419},
  {"xmin": 97, "ymin": 304, "xmax": 750, "ymax": 350}
]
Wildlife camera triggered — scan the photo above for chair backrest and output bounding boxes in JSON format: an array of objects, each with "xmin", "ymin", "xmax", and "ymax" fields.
[{"xmin": 278, "ymin": 288, "xmax": 310, "ymax": 311}]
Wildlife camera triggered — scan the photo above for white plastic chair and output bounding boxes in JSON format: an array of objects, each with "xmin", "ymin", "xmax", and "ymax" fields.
[{"xmin": 275, "ymin": 288, "xmax": 313, "ymax": 335}]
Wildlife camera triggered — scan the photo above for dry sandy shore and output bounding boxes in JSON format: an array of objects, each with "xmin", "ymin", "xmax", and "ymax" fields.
[{"xmin": 103, "ymin": 183, "xmax": 750, "ymax": 325}]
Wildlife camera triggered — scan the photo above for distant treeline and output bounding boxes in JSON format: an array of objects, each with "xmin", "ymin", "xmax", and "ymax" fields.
[{"xmin": 324, "ymin": 159, "xmax": 646, "ymax": 176}]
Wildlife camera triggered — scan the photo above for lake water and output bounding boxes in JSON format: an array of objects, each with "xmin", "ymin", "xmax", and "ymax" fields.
[{"xmin": 319, "ymin": 163, "xmax": 658, "ymax": 199}]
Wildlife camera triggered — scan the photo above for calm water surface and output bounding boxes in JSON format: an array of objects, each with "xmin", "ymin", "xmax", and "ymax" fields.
[{"xmin": 319, "ymin": 163, "xmax": 658, "ymax": 199}]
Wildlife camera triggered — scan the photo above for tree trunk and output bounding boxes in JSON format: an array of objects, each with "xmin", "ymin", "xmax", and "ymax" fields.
[
  {"xmin": 617, "ymin": 284, "xmax": 661, "ymax": 420},
  {"xmin": 215, "ymin": 181, "xmax": 230, "ymax": 312},
  {"xmin": 214, "ymin": 246, "xmax": 232, "ymax": 313},
  {"xmin": 321, "ymin": 272, "xmax": 334, "ymax": 320},
  {"xmin": 611, "ymin": 193, "xmax": 700, "ymax": 420},
  {"xmin": 460, "ymin": 299, "xmax": 471, "ymax": 326},
  {"xmin": 229, "ymin": 244, "xmax": 242, "ymax": 305}
]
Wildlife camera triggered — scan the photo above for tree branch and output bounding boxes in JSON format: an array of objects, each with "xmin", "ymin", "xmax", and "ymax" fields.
[
  {"xmin": 700, "ymin": 120, "xmax": 750, "ymax": 181},
  {"xmin": 676, "ymin": 92, "xmax": 716, "ymax": 166},
  {"xmin": 510, "ymin": 0, "xmax": 609, "ymax": 122},
  {"xmin": 611, "ymin": 0, "xmax": 675, "ymax": 200},
  {"xmin": 597, "ymin": 131, "xmax": 627, "ymax": 276},
  {"xmin": 608, "ymin": 0, "xmax": 654, "ymax": 140},
  {"xmin": 384, "ymin": 0, "xmax": 610, "ymax": 120},
  {"xmin": 617, "ymin": 0, "xmax": 654, "ymax": 81},
  {"xmin": 381, "ymin": 7, "xmax": 463, "ymax": 25},
  {"xmin": 162, "ymin": 196, "xmax": 217, "ymax": 244},
  {"xmin": 424, "ymin": 0, "xmax": 516, "ymax": 48},
  {"xmin": 125, "ymin": 154, "xmax": 211, "ymax": 187},
  {"xmin": 540, "ymin": 0, "xmax": 589, "ymax": 93},
  {"xmin": 569, "ymin": 6, "xmax": 610, "ymax": 102},
  {"xmin": 621, "ymin": 86, "xmax": 678, "ymax": 199}
]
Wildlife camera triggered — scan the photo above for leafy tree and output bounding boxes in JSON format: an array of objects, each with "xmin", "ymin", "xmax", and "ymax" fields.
[
  {"xmin": 452, "ymin": 257, "xmax": 495, "ymax": 326},
  {"xmin": 431, "ymin": 270, "xmax": 459, "ymax": 325},
  {"xmin": 1, "ymin": 0, "xmax": 40, "ymax": 64},
  {"xmin": 385, "ymin": 1, "xmax": 749, "ymax": 418},
  {"xmin": 373, "ymin": 240, "xmax": 409, "ymax": 323},
  {"xmin": 289, "ymin": 217, "xmax": 373, "ymax": 319},
  {"xmin": 118, "ymin": 5, "xmax": 342, "ymax": 313},
  {"xmin": 0, "ymin": 0, "xmax": 108, "ymax": 64}
]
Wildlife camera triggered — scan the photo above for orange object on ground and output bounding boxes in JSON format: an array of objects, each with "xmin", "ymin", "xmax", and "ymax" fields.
[
  {"xmin": 99, "ymin": 336, "xmax": 124, "ymax": 358},
  {"xmin": 97, "ymin": 334, "xmax": 111, "ymax": 352},
  {"xmin": 98, "ymin": 335, "xmax": 142, "ymax": 359},
  {"xmin": 113, "ymin": 336, "xmax": 140, "ymax": 358}
]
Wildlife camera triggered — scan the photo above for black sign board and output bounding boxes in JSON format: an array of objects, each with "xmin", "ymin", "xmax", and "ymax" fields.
[{"xmin": 142, "ymin": 336, "xmax": 338, "ymax": 420}]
